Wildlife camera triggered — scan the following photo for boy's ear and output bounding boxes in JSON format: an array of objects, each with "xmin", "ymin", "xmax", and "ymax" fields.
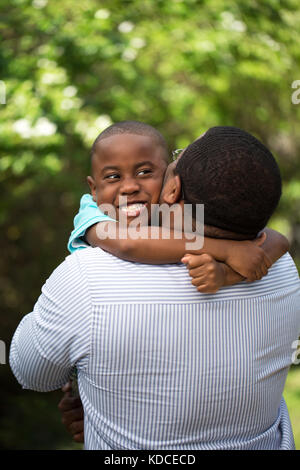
[
  {"xmin": 162, "ymin": 174, "xmax": 182, "ymax": 205},
  {"xmin": 87, "ymin": 176, "xmax": 97, "ymax": 202}
]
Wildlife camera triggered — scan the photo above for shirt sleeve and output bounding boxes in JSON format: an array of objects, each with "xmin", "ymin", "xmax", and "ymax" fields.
[
  {"xmin": 67, "ymin": 193, "xmax": 115, "ymax": 253},
  {"xmin": 9, "ymin": 252, "xmax": 92, "ymax": 392}
]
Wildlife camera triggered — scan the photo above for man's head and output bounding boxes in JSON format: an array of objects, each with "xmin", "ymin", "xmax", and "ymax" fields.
[
  {"xmin": 87, "ymin": 121, "xmax": 169, "ymax": 223},
  {"xmin": 160, "ymin": 126, "xmax": 282, "ymax": 239}
]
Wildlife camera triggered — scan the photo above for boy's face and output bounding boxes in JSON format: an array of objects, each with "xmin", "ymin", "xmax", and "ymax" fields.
[{"xmin": 87, "ymin": 133, "xmax": 168, "ymax": 224}]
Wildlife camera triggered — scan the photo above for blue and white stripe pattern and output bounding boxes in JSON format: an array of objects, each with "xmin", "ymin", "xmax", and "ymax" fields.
[{"xmin": 10, "ymin": 248, "xmax": 300, "ymax": 450}]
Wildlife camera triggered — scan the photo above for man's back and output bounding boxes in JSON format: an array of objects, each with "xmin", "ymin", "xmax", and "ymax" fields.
[{"xmin": 10, "ymin": 247, "xmax": 300, "ymax": 449}]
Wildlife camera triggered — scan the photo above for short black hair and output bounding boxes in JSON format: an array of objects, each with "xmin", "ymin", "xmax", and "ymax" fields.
[
  {"xmin": 176, "ymin": 126, "xmax": 282, "ymax": 238},
  {"xmin": 91, "ymin": 120, "xmax": 169, "ymax": 162}
]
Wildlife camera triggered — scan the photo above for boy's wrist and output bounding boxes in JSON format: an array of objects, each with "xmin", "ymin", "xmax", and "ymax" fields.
[
  {"xmin": 222, "ymin": 263, "xmax": 245, "ymax": 286},
  {"xmin": 85, "ymin": 224, "xmax": 98, "ymax": 246},
  {"xmin": 221, "ymin": 239, "xmax": 235, "ymax": 263}
]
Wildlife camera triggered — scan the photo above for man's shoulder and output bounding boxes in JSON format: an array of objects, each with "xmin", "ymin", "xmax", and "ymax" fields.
[
  {"xmin": 247, "ymin": 252, "xmax": 300, "ymax": 297},
  {"xmin": 66, "ymin": 249, "xmax": 300, "ymax": 305},
  {"xmin": 268, "ymin": 252, "xmax": 299, "ymax": 280},
  {"xmin": 71, "ymin": 246, "xmax": 124, "ymax": 264},
  {"xmin": 67, "ymin": 247, "xmax": 196, "ymax": 303},
  {"xmin": 71, "ymin": 246, "xmax": 172, "ymax": 270},
  {"xmin": 69, "ymin": 246, "xmax": 142, "ymax": 274}
]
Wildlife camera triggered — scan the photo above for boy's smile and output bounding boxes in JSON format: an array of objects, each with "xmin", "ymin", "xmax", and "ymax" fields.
[{"xmin": 87, "ymin": 133, "xmax": 168, "ymax": 224}]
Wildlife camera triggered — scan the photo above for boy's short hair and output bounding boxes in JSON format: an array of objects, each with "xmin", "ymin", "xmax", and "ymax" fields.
[
  {"xmin": 176, "ymin": 126, "xmax": 282, "ymax": 238},
  {"xmin": 91, "ymin": 120, "xmax": 169, "ymax": 162}
]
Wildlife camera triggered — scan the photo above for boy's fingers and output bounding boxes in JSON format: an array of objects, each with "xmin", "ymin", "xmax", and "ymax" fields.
[
  {"xmin": 260, "ymin": 254, "xmax": 271, "ymax": 276},
  {"xmin": 197, "ymin": 283, "xmax": 218, "ymax": 294},
  {"xmin": 182, "ymin": 254, "xmax": 202, "ymax": 267},
  {"xmin": 188, "ymin": 266, "xmax": 206, "ymax": 278},
  {"xmin": 262, "ymin": 264, "xmax": 269, "ymax": 276},
  {"xmin": 181, "ymin": 254, "xmax": 192, "ymax": 267},
  {"xmin": 182, "ymin": 253, "xmax": 212, "ymax": 269},
  {"xmin": 247, "ymin": 258, "xmax": 270, "ymax": 281},
  {"xmin": 247, "ymin": 269, "xmax": 265, "ymax": 282},
  {"xmin": 253, "ymin": 263, "xmax": 268, "ymax": 281},
  {"xmin": 264, "ymin": 253, "xmax": 272, "ymax": 269},
  {"xmin": 192, "ymin": 278, "xmax": 207, "ymax": 287}
]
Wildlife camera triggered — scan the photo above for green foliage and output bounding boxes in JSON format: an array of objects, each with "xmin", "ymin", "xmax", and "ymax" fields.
[
  {"xmin": 1, "ymin": 0, "xmax": 300, "ymax": 449},
  {"xmin": 284, "ymin": 366, "xmax": 300, "ymax": 449}
]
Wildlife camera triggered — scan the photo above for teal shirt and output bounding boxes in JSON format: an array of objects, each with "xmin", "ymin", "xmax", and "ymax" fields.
[{"xmin": 68, "ymin": 194, "xmax": 114, "ymax": 253}]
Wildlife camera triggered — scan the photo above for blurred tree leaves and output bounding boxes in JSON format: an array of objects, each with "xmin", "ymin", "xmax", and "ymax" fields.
[{"xmin": 0, "ymin": 0, "xmax": 300, "ymax": 449}]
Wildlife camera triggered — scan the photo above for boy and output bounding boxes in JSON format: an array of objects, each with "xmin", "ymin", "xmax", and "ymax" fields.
[{"xmin": 67, "ymin": 120, "xmax": 287, "ymax": 292}]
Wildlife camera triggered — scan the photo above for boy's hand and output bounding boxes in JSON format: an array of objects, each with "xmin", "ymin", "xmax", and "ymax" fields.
[
  {"xmin": 58, "ymin": 382, "xmax": 84, "ymax": 443},
  {"xmin": 224, "ymin": 232, "xmax": 272, "ymax": 282},
  {"xmin": 182, "ymin": 254, "xmax": 226, "ymax": 293}
]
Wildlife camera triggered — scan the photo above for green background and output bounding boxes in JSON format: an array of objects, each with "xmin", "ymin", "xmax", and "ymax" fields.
[{"xmin": 1, "ymin": 0, "xmax": 300, "ymax": 450}]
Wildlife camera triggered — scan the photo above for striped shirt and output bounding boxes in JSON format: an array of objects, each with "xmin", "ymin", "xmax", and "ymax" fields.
[{"xmin": 10, "ymin": 248, "xmax": 300, "ymax": 450}]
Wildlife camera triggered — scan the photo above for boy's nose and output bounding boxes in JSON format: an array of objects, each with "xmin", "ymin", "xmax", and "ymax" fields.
[{"xmin": 120, "ymin": 177, "xmax": 140, "ymax": 195}]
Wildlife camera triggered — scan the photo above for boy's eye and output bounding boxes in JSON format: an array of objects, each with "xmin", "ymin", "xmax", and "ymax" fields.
[
  {"xmin": 104, "ymin": 169, "xmax": 152, "ymax": 180},
  {"xmin": 137, "ymin": 169, "xmax": 152, "ymax": 176},
  {"xmin": 104, "ymin": 174, "xmax": 120, "ymax": 180}
]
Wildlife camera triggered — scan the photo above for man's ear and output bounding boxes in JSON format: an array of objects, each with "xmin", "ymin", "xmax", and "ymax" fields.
[
  {"xmin": 87, "ymin": 176, "xmax": 97, "ymax": 202},
  {"xmin": 253, "ymin": 231, "xmax": 267, "ymax": 246},
  {"xmin": 162, "ymin": 174, "xmax": 182, "ymax": 205}
]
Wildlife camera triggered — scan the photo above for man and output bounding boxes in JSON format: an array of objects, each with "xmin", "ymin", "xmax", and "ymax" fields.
[{"xmin": 10, "ymin": 126, "xmax": 300, "ymax": 449}]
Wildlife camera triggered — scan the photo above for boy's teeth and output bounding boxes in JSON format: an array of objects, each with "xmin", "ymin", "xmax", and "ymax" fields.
[{"xmin": 120, "ymin": 203, "xmax": 145, "ymax": 215}]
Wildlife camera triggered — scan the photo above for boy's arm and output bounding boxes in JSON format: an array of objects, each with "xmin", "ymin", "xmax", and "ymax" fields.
[
  {"xmin": 223, "ymin": 228, "xmax": 289, "ymax": 281},
  {"xmin": 86, "ymin": 221, "xmax": 270, "ymax": 281},
  {"xmin": 182, "ymin": 254, "xmax": 244, "ymax": 291},
  {"xmin": 68, "ymin": 194, "xmax": 114, "ymax": 253},
  {"xmin": 182, "ymin": 228, "xmax": 290, "ymax": 292},
  {"xmin": 181, "ymin": 253, "xmax": 243, "ymax": 293}
]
